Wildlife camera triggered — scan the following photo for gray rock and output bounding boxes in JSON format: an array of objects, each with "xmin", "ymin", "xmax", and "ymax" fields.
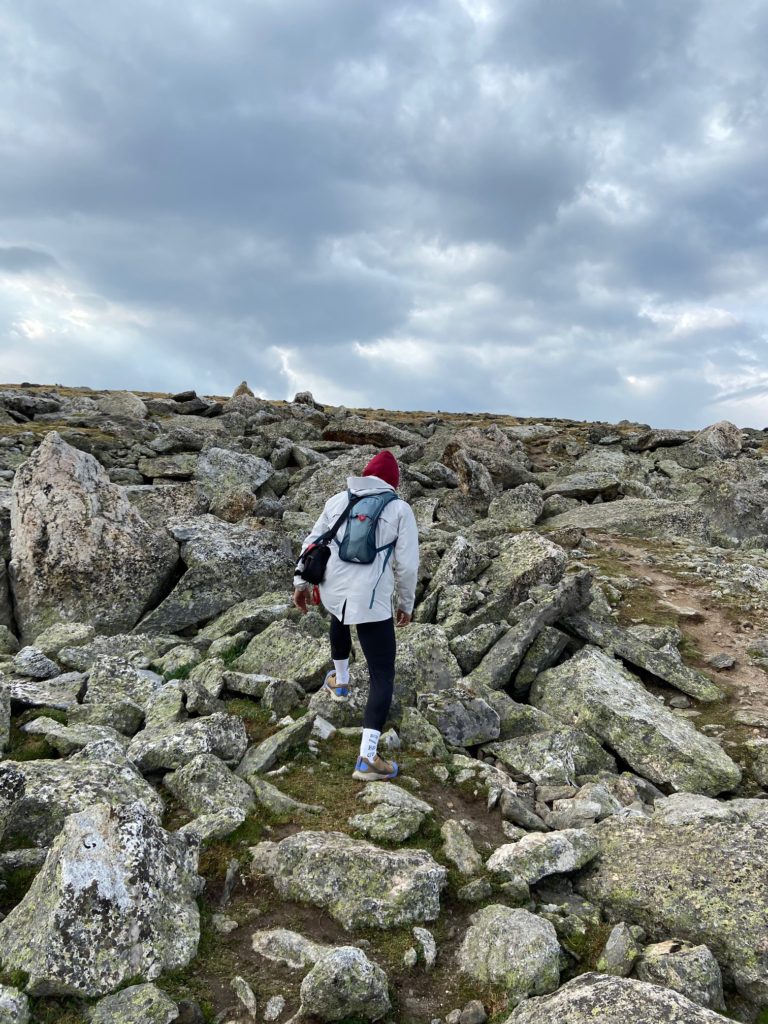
[
  {"xmin": 541, "ymin": 498, "xmax": 710, "ymax": 543},
  {"xmin": 85, "ymin": 655, "xmax": 164, "ymax": 710},
  {"xmin": 744, "ymin": 738, "xmax": 768, "ymax": 787},
  {"xmin": 595, "ymin": 922, "xmax": 641, "ymax": 976},
  {"xmin": 399, "ymin": 707, "xmax": 449, "ymax": 758},
  {"xmin": 450, "ymin": 622, "xmax": 508, "ymax": 675},
  {"xmin": 251, "ymin": 830, "xmax": 446, "ymax": 929},
  {"xmin": 94, "ymin": 391, "xmax": 148, "ymax": 420},
  {"xmin": 487, "ymin": 829, "xmax": 599, "ymax": 888},
  {"xmin": 0, "ymin": 801, "xmax": 201, "ymax": 997},
  {"xmin": 440, "ymin": 820, "xmax": 483, "ymax": 876},
  {"xmin": 576, "ymin": 816, "xmax": 768, "ymax": 1005},
  {"xmin": 251, "ymin": 928, "xmax": 331, "ymax": 970},
  {"xmin": 89, "ymin": 983, "xmax": 178, "ymax": 1023},
  {"xmin": 504, "ymin": 973, "xmax": 732, "ymax": 1023},
  {"xmin": 486, "ymin": 485, "xmax": 544, "ymax": 530},
  {"xmin": 31, "ymin": 622, "xmax": 95, "ymax": 658},
  {"xmin": 458, "ymin": 905, "xmax": 560, "ymax": 1004},
  {"xmin": 0, "ymin": 624, "xmax": 19, "ymax": 656},
  {"xmin": 635, "ymin": 939, "xmax": 725, "ymax": 1011},
  {"xmin": 530, "ymin": 647, "xmax": 740, "ymax": 796},
  {"xmin": 124, "ymin": 482, "xmax": 209, "ymax": 530},
  {"xmin": 0, "ymin": 985, "xmax": 29, "ymax": 1024},
  {"xmin": 299, "ymin": 946, "xmax": 391, "ymax": 1022},
  {"xmin": 11, "ymin": 647, "xmax": 60, "ymax": 679},
  {"xmin": 128, "ymin": 712, "xmax": 248, "ymax": 771},
  {"xmin": 417, "ymin": 686, "xmax": 500, "ymax": 746},
  {"xmin": 177, "ymin": 807, "xmax": 246, "ymax": 842},
  {"xmin": 236, "ymin": 714, "xmax": 314, "ymax": 778},
  {"xmin": 69, "ymin": 699, "xmax": 144, "ymax": 736},
  {"xmin": 693, "ymin": 420, "xmax": 742, "ymax": 458},
  {"xmin": 9, "ymin": 432, "xmax": 178, "ymax": 643},
  {"xmin": 459, "ymin": 999, "xmax": 487, "ymax": 1024},
  {"xmin": 393, "ymin": 624, "xmax": 463, "ymax": 705},
  {"xmin": 137, "ymin": 515, "xmax": 294, "ymax": 634},
  {"xmin": 512, "ymin": 626, "xmax": 569, "ymax": 700},
  {"xmin": 195, "ymin": 446, "xmax": 273, "ymax": 521},
  {"xmin": 323, "ymin": 413, "xmax": 420, "ymax": 448},
  {"xmin": 652, "ymin": 793, "xmax": 741, "ymax": 826},
  {"xmin": 350, "ymin": 802, "xmax": 425, "ymax": 842},
  {"xmin": 543, "ymin": 471, "xmax": 621, "ymax": 501},
  {"xmin": 164, "ymin": 753, "xmax": 256, "ymax": 816},
  {"xmin": 3, "ymin": 743, "xmax": 163, "ymax": 846},
  {"xmin": 5, "ymin": 670, "xmax": 84, "ymax": 710},
  {"xmin": 561, "ymin": 614, "xmax": 723, "ymax": 702},
  {"xmin": 21, "ymin": 716, "xmax": 127, "ymax": 756},
  {"xmin": 236, "ymin": 619, "xmax": 329, "ymax": 689},
  {"xmin": 485, "ymin": 725, "xmax": 615, "ymax": 787}
]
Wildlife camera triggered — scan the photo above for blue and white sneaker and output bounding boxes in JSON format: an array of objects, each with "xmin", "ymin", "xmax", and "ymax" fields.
[
  {"xmin": 353, "ymin": 755, "xmax": 399, "ymax": 782},
  {"xmin": 322, "ymin": 670, "xmax": 349, "ymax": 702}
]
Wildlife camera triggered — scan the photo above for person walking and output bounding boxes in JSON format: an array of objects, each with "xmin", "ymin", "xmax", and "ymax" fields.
[{"xmin": 292, "ymin": 450, "xmax": 419, "ymax": 781}]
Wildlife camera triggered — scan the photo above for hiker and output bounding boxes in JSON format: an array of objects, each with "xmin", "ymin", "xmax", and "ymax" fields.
[{"xmin": 292, "ymin": 450, "xmax": 419, "ymax": 782}]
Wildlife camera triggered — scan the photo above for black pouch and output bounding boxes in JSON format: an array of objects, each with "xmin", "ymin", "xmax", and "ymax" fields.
[{"xmin": 297, "ymin": 541, "xmax": 332, "ymax": 584}]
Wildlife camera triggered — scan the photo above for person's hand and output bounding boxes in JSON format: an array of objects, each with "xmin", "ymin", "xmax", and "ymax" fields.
[
  {"xmin": 396, "ymin": 609, "xmax": 412, "ymax": 627},
  {"xmin": 293, "ymin": 588, "xmax": 310, "ymax": 615}
]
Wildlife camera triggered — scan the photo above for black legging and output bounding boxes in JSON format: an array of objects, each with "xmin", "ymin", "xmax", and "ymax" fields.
[{"xmin": 329, "ymin": 615, "xmax": 396, "ymax": 732}]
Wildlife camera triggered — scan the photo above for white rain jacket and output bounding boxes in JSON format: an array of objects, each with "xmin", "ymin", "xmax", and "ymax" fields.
[{"xmin": 293, "ymin": 475, "xmax": 419, "ymax": 625}]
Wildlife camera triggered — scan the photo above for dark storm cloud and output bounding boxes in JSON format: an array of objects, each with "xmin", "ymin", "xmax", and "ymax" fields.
[{"xmin": 1, "ymin": 0, "xmax": 767, "ymax": 426}]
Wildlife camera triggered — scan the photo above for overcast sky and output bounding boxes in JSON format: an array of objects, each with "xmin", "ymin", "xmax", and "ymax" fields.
[{"xmin": 1, "ymin": 0, "xmax": 767, "ymax": 428}]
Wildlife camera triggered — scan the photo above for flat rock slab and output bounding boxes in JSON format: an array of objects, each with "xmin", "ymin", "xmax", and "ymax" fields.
[
  {"xmin": 575, "ymin": 817, "xmax": 768, "ymax": 1006},
  {"xmin": 505, "ymin": 973, "xmax": 731, "ymax": 1023},
  {"xmin": 484, "ymin": 726, "xmax": 615, "ymax": 787},
  {"xmin": 251, "ymin": 830, "xmax": 447, "ymax": 930},
  {"xmin": 89, "ymin": 983, "xmax": 178, "ymax": 1024},
  {"xmin": 164, "ymin": 753, "xmax": 256, "ymax": 816},
  {"xmin": 530, "ymin": 647, "xmax": 741, "ymax": 796},
  {"xmin": 128, "ymin": 712, "xmax": 248, "ymax": 771},
  {"xmin": 561, "ymin": 613, "xmax": 723, "ymax": 702},
  {"xmin": 2, "ymin": 672, "xmax": 84, "ymax": 710},
  {"xmin": 0, "ymin": 801, "xmax": 201, "ymax": 998},
  {"xmin": 541, "ymin": 498, "xmax": 710, "ymax": 542},
  {"xmin": 236, "ymin": 714, "xmax": 314, "ymax": 778}
]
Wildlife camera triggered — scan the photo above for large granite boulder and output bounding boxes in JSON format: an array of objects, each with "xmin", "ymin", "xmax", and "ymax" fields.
[
  {"xmin": 416, "ymin": 685, "xmax": 500, "ymax": 746},
  {"xmin": 89, "ymin": 983, "xmax": 178, "ymax": 1024},
  {"xmin": 530, "ymin": 647, "xmax": 741, "ymax": 796},
  {"xmin": 127, "ymin": 712, "xmax": 248, "ymax": 771},
  {"xmin": 9, "ymin": 432, "xmax": 178, "ymax": 642},
  {"xmin": 576, "ymin": 817, "xmax": 768, "ymax": 1005},
  {"xmin": 195, "ymin": 446, "xmax": 273, "ymax": 521},
  {"xmin": 164, "ymin": 753, "xmax": 256, "ymax": 816},
  {"xmin": 487, "ymin": 829, "xmax": 599, "ymax": 888},
  {"xmin": 251, "ymin": 831, "xmax": 447, "ymax": 929},
  {"xmin": 3, "ymin": 741, "xmax": 163, "ymax": 846},
  {"xmin": 137, "ymin": 515, "xmax": 294, "ymax": 634},
  {"xmin": 505, "ymin": 973, "xmax": 732, "ymax": 1023},
  {"xmin": 635, "ymin": 939, "xmax": 725, "ymax": 1012},
  {"xmin": 458, "ymin": 905, "xmax": 560, "ymax": 1004},
  {"xmin": 541, "ymin": 498, "xmax": 709, "ymax": 542},
  {"xmin": 0, "ymin": 801, "xmax": 201, "ymax": 997},
  {"xmin": 235, "ymin": 619, "xmax": 328, "ymax": 689}
]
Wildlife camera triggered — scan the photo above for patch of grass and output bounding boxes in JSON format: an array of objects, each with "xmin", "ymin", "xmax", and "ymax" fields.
[
  {"xmin": 221, "ymin": 642, "xmax": 249, "ymax": 666},
  {"xmin": 30, "ymin": 998, "xmax": 88, "ymax": 1023},
  {"xmin": 164, "ymin": 664, "xmax": 192, "ymax": 681},
  {"xmin": 221, "ymin": 697, "xmax": 275, "ymax": 744},
  {"xmin": 4, "ymin": 706, "xmax": 68, "ymax": 761}
]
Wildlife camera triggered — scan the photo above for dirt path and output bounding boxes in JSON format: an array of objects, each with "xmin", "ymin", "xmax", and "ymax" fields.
[{"xmin": 585, "ymin": 533, "xmax": 768, "ymax": 739}]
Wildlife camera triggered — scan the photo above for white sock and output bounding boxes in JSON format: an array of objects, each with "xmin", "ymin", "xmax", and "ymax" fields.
[
  {"xmin": 360, "ymin": 728, "xmax": 381, "ymax": 762},
  {"xmin": 333, "ymin": 659, "xmax": 350, "ymax": 685}
]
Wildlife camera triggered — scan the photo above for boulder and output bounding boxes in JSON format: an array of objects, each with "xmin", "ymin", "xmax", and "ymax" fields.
[
  {"xmin": 20, "ymin": 716, "xmax": 127, "ymax": 756},
  {"xmin": 0, "ymin": 985, "xmax": 28, "ymax": 1024},
  {"xmin": 635, "ymin": 940, "xmax": 725, "ymax": 1011},
  {"xmin": 477, "ymin": 532, "xmax": 567, "ymax": 621},
  {"xmin": 416, "ymin": 686, "xmax": 500, "ymax": 746},
  {"xmin": 393, "ymin": 624, "xmax": 462, "ymax": 705},
  {"xmin": 89, "ymin": 983, "xmax": 178, "ymax": 1023},
  {"xmin": 444, "ymin": 425, "xmax": 533, "ymax": 489},
  {"xmin": 236, "ymin": 714, "xmax": 314, "ymax": 778},
  {"xmin": 94, "ymin": 392, "xmax": 148, "ymax": 420},
  {"xmin": 251, "ymin": 928, "xmax": 331, "ymax": 970},
  {"xmin": 576, "ymin": 816, "xmax": 768, "ymax": 1005},
  {"xmin": 458, "ymin": 906, "xmax": 560, "ymax": 1004},
  {"xmin": 30, "ymin": 622, "xmax": 95, "ymax": 658},
  {"xmin": 530, "ymin": 647, "xmax": 741, "ymax": 796},
  {"xmin": 299, "ymin": 947, "xmax": 391, "ymax": 1022},
  {"xmin": 692, "ymin": 421, "xmax": 742, "ymax": 458},
  {"xmin": 3, "ymin": 671, "xmax": 84, "ymax": 710},
  {"xmin": 195, "ymin": 446, "xmax": 273, "ymax": 521},
  {"xmin": 541, "ymin": 498, "xmax": 709, "ymax": 542},
  {"xmin": 440, "ymin": 820, "xmax": 483, "ymax": 876},
  {"xmin": 487, "ymin": 829, "xmax": 599, "ymax": 888},
  {"xmin": 127, "ymin": 713, "xmax": 248, "ymax": 771},
  {"xmin": 84, "ymin": 656, "xmax": 165, "ymax": 710},
  {"xmin": 11, "ymin": 647, "xmax": 59, "ymax": 679},
  {"xmin": 251, "ymin": 830, "xmax": 446, "ymax": 929},
  {"xmin": 543, "ymin": 472, "xmax": 621, "ymax": 501},
  {"xmin": 235, "ymin": 619, "xmax": 328, "ymax": 689},
  {"xmin": 504, "ymin": 973, "xmax": 732, "ymax": 1023},
  {"xmin": 322, "ymin": 415, "xmax": 420, "ymax": 448},
  {"xmin": 164, "ymin": 753, "xmax": 256, "ymax": 816},
  {"xmin": 484, "ymin": 726, "xmax": 615, "ymax": 787},
  {"xmin": 9, "ymin": 433, "xmax": 178, "ymax": 642},
  {"xmin": 124, "ymin": 482, "xmax": 209, "ymax": 530},
  {"xmin": 137, "ymin": 516, "xmax": 294, "ymax": 634},
  {"xmin": 561, "ymin": 614, "xmax": 723, "ymax": 702},
  {"xmin": 0, "ymin": 801, "xmax": 201, "ymax": 997},
  {"xmin": 3, "ymin": 742, "xmax": 163, "ymax": 846},
  {"xmin": 486, "ymin": 484, "xmax": 544, "ymax": 530}
]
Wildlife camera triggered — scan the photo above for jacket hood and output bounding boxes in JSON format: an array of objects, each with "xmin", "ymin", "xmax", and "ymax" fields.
[{"xmin": 347, "ymin": 475, "xmax": 396, "ymax": 495}]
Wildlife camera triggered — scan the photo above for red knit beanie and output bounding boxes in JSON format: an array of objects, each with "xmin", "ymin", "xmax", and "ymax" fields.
[{"xmin": 362, "ymin": 450, "xmax": 400, "ymax": 488}]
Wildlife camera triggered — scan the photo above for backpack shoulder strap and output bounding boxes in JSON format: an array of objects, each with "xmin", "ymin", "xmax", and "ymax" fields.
[{"xmin": 318, "ymin": 491, "xmax": 359, "ymax": 545}]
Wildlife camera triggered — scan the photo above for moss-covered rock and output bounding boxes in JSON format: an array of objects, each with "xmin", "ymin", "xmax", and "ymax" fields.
[
  {"xmin": 89, "ymin": 982, "xmax": 178, "ymax": 1023},
  {"xmin": 457, "ymin": 905, "xmax": 560, "ymax": 1004},
  {"xmin": 575, "ymin": 816, "xmax": 768, "ymax": 1006},
  {"xmin": 530, "ymin": 647, "xmax": 740, "ymax": 796},
  {"xmin": 635, "ymin": 940, "xmax": 725, "ymax": 1012},
  {"xmin": 127, "ymin": 712, "xmax": 247, "ymax": 771},
  {"xmin": 0, "ymin": 801, "xmax": 201, "ymax": 998},
  {"xmin": 236, "ymin": 619, "xmax": 328, "ymax": 689},
  {"xmin": 505, "ymin": 972, "xmax": 732, "ymax": 1023},
  {"xmin": 251, "ymin": 830, "xmax": 447, "ymax": 930},
  {"xmin": 299, "ymin": 946, "xmax": 391, "ymax": 1022},
  {"xmin": 487, "ymin": 829, "xmax": 599, "ymax": 888}
]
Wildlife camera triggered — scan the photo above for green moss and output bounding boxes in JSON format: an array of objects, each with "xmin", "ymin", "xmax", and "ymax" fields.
[
  {"xmin": 221, "ymin": 642, "xmax": 249, "ymax": 666},
  {"xmin": 164, "ymin": 665, "xmax": 192, "ymax": 681}
]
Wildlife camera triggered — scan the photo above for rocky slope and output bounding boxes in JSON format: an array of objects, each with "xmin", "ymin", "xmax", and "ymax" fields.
[{"xmin": 0, "ymin": 382, "xmax": 767, "ymax": 1023}]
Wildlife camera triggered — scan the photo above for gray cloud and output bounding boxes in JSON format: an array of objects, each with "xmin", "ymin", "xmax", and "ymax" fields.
[{"xmin": 1, "ymin": 0, "xmax": 767, "ymax": 427}]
